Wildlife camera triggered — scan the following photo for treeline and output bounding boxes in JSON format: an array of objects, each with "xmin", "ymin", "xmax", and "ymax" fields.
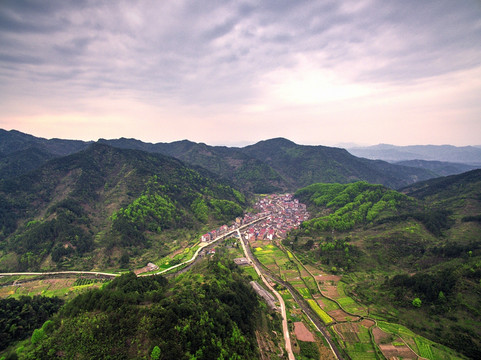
[
  {"xmin": 375, "ymin": 209, "xmax": 453, "ymax": 236},
  {"xmin": 385, "ymin": 264, "xmax": 481, "ymax": 359},
  {"xmin": 387, "ymin": 269, "xmax": 457, "ymax": 304},
  {"xmin": 285, "ymin": 235, "xmax": 361, "ymax": 270},
  {"xmin": 0, "ymin": 296, "xmax": 63, "ymax": 352},
  {"xmin": 23, "ymin": 257, "xmax": 260, "ymax": 359}
]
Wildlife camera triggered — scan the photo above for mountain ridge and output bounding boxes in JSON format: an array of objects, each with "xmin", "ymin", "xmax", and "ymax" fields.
[{"xmin": 0, "ymin": 129, "xmax": 436, "ymax": 191}]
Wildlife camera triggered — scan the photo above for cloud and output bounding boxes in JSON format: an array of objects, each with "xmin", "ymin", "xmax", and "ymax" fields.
[{"xmin": 0, "ymin": 0, "xmax": 480, "ymax": 145}]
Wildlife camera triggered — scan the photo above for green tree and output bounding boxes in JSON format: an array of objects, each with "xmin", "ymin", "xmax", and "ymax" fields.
[
  {"xmin": 31, "ymin": 328, "xmax": 44, "ymax": 345},
  {"xmin": 412, "ymin": 297, "xmax": 422, "ymax": 308},
  {"xmin": 151, "ymin": 345, "xmax": 161, "ymax": 360}
]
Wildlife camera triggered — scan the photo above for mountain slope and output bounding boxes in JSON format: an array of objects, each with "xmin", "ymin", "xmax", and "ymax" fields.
[
  {"xmin": 0, "ymin": 129, "xmax": 438, "ymax": 192},
  {"xmin": 288, "ymin": 172, "xmax": 481, "ymax": 358},
  {"xmin": 0, "ymin": 129, "xmax": 90, "ymax": 156},
  {"xmin": 395, "ymin": 159, "xmax": 478, "ymax": 177},
  {"xmin": 0, "ymin": 146, "xmax": 57, "ymax": 180},
  {"xmin": 241, "ymin": 138, "xmax": 434, "ymax": 189},
  {"xmin": 98, "ymin": 138, "xmax": 287, "ymax": 193},
  {"xmin": 0, "ymin": 143, "xmax": 245, "ymax": 271}
]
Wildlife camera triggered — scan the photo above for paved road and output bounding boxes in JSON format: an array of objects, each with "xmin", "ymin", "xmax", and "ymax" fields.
[
  {"xmin": 0, "ymin": 271, "xmax": 119, "ymax": 277},
  {"xmin": 237, "ymin": 230, "xmax": 295, "ymax": 360}
]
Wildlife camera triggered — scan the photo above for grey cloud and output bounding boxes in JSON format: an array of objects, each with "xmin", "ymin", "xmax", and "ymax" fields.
[{"xmin": 0, "ymin": 0, "xmax": 480, "ymax": 107}]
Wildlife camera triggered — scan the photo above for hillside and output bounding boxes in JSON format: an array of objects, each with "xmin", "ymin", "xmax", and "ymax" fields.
[
  {"xmin": 288, "ymin": 173, "xmax": 481, "ymax": 358},
  {"xmin": 0, "ymin": 129, "xmax": 90, "ymax": 157},
  {"xmin": 97, "ymin": 138, "xmax": 287, "ymax": 193},
  {"xmin": 395, "ymin": 159, "xmax": 478, "ymax": 177},
  {"xmin": 0, "ymin": 143, "xmax": 246, "ymax": 272},
  {"xmin": 1, "ymin": 129, "xmax": 436, "ymax": 192},
  {"xmin": 241, "ymin": 138, "xmax": 434, "ymax": 189},
  {"xmin": 0, "ymin": 147, "xmax": 57, "ymax": 180},
  {"xmin": 4, "ymin": 255, "xmax": 265, "ymax": 360}
]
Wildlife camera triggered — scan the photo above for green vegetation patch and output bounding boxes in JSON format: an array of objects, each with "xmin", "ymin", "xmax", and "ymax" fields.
[{"xmin": 307, "ymin": 299, "xmax": 333, "ymax": 324}]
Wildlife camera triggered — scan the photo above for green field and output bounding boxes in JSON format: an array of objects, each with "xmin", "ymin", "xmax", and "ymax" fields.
[
  {"xmin": 243, "ymin": 265, "xmax": 260, "ymax": 281},
  {"xmin": 307, "ymin": 299, "xmax": 333, "ymax": 324},
  {"xmin": 378, "ymin": 321, "xmax": 463, "ymax": 360}
]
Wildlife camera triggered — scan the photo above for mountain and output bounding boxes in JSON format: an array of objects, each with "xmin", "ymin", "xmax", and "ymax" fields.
[
  {"xmin": 0, "ymin": 146, "xmax": 57, "ymax": 180},
  {"xmin": 289, "ymin": 171, "xmax": 481, "ymax": 358},
  {"xmin": 401, "ymin": 168, "xmax": 481, "ymax": 203},
  {"xmin": 395, "ymin": 159, "xmax": 478, "ymax": 177},
  {"xmin": 0, "ymin": 143, "xmax": 245, "ymax": 271},
  {"xmin": 0, "ymin": 129, "xmax": 90, "ymax": 156},
  {"xmin": 348, "ymin": 143, "xmax": 481, "ymax": 164},
  {"xmin": 240, "ymin": 138, "xmax": 434, "ymax": 189},
  {"xmin": 0, "ymin": 129, "xmax": 438, "ymax": 191},
  {"xmin": 98, "ymin": 138, "xmax": 286, "ymax": 193}
]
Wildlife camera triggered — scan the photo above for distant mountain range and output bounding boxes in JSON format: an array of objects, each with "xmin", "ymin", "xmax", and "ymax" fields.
[
  {"xmin": 348, "ymin": 144, "xmax": 481, "ymax": 165},
  {"xmin": 1, "ymin": 129, "xmax": 438, "ymax": 191}
]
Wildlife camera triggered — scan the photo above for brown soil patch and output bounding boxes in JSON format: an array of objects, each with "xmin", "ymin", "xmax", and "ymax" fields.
[
  {"xmin": 379, "ymin": 343, "xmax": 417, "ymax": 359},
  {"xmin": 328, "ymin": 309, "xmax": 358, "ymax": 322},
  {"xmin": 322, "ymin": 285, "xmax": 339, "ymax": 298},
  {"xmin": 360, "ymin": 319, "xmax": 375, "ymax": 328},
  {"xmin": 372, "ymin": 327, "xmax": 392, "ymax": 344},
  {"xmin": 315, "ymin": 274, "xmax": 341, "ymax": 282},
  {"xmin": 293, "ymin": 322, "xmax": 315, "ymax": 342},
  {"xmin": 333, "ymin": 323, "xmax": 359, "ymax": 343}
]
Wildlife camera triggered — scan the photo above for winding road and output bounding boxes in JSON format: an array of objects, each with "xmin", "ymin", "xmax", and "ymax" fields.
[{"xmin": 237, "ymin": 229, "xmax": 295, "ymax": 360}]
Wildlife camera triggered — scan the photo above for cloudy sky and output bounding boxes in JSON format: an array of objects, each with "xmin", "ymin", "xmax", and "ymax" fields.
[{"xmin": 1, "ymin": 0, "xmax": 480, "ymax": 147}]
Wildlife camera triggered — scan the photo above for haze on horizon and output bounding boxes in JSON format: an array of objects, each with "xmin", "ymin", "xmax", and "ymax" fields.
[{"xmin": 1, "ymin": 0, "xmax": 480, "ymax": 147}]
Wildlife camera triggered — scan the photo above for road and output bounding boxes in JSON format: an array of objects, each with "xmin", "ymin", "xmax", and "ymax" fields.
[
  {"xmin": 0, "ymin": 270, "xmax": 119, "ymax": 277},
  {"xmin": 237, "ymin": 230, "xmax": 295, "ymax": 360},
  {"xmin": 0, "ymin": 217, "xmax": 269, "ymax": 279},
  {"xmin": 241, "ymin": 236, "xmax": 344, "ymax": 360}
]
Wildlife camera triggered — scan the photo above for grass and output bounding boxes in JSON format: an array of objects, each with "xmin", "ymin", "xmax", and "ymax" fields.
[
  {"xmin": 243, "ymin": 266, "xmax": 260, "ymax": 281},
  {"xmin": 343, "ymin": 324, "xmax": 377, "ymax": 360},
  {"xmin": 297, "ymin": 287, "xmax": 312, "ymax": 299},
  {"xmin": 307, "ymin": 299, "xmax": 333, "ymax": 324},
  {"xmin": 415, "ymin": 338, "xmax": 434, "ymax": 359}
]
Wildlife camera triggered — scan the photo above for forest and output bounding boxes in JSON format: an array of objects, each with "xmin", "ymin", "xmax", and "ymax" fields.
[{"xmin": 13, "ymin": 255, "xmax": 260, "ymax": 360}]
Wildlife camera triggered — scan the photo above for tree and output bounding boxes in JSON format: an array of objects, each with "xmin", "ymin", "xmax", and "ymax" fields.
[
  {"xmin": 412, "ymin": 297, "xmax": 422, "ymax": 308},
  {"xmin": 31, "ymin": 328, "xmax": 44, "ymax": 345},
  {"xmin": 151, "ymin": 345, "xmax": 161, "ymax": 360}
]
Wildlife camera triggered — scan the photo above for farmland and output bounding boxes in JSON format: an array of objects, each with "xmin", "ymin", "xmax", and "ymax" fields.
[
  {"xmin": 0, "ymin": 275, "xmax": 109, "ymax": 300},
  {"xmin": 249, "ymin": 238, "xmax": 466, "ymax": 360}
]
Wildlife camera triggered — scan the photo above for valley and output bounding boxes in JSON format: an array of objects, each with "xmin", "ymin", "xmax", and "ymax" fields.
[
  {"xmin": 2, "ymin": 189, "xmax": 477, "ymax": 359},
  {"xmin": 0, "ymin": 130, "xmax": 480, "ymax": 359}
]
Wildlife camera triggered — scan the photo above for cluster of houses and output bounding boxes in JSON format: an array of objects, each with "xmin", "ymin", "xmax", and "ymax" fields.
[
  {"xmin": 200, "ymin": 193, "xmax": 309, "ymax": 243},
  {"xmin": 243, "ymin": 194, "xmax": 309, "ymax": 242}
]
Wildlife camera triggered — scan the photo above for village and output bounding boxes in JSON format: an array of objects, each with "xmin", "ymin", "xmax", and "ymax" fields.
[{"xmin": 200, "ymin": 193, "xmax": 309, "ymax": 244}]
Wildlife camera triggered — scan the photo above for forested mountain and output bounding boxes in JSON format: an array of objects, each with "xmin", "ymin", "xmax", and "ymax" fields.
[
  {"xmin": 348, "ymin": 143, "xmax": 481, "ymax": 164},
  {"xmin": 0, "ymin": 147, "xmax": 56, "ymax": 180},
  {"xmin": 101, "ymin": 137, "xmax": 435, "ymax": 190},
  {"xmin": 8, "ymin": 256, "xmax": 263, "ymax": 360},
  {"xmin": 0, "ymin": 129, "xmax": 90, "ymax": 157},
  {"xmin": 97, "ymin": 138, "xmax": 287, "ymax": 193},
  {"xmin": 1, "ymin": 129, "xmax": 436, "ymax": 192},
  {"xmin": 395, "ymin": 159, "xmax": 478, "ymax": 177},
  {"xmin": 0, "ymin": 143, "xmax": 245, "ymax": 271},
  {"xmin": 289, "ymin": 171, "xmax": 481, "ymax": 358},
  {"xmin": 241, "ymin": 138, "xmax": 434, "ymax": 189}
]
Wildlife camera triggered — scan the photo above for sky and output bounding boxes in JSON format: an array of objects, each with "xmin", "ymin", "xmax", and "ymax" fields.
[{"xmin": 1, "ymin": 0, "xmax": 480, "ymax": 147}]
